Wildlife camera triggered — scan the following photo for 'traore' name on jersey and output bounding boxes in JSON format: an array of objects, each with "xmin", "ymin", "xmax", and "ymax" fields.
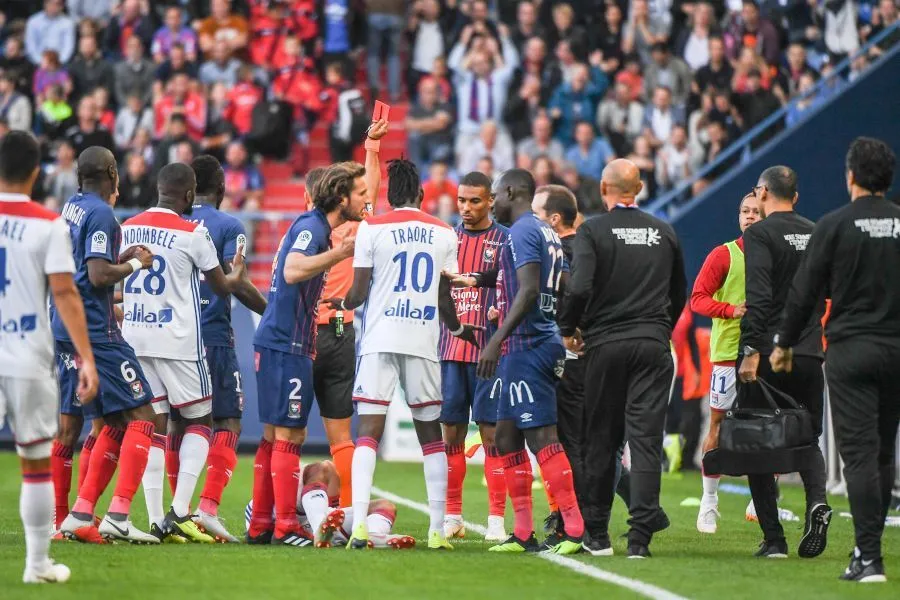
[{"xmin": 496, "ymin": 212, "xmax": 567, "ymax": 354}]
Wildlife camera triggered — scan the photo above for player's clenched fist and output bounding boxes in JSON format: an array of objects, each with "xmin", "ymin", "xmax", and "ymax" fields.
[
  {"xmin": 339, "ymin": 235, "xmax": 356, "ymax": 259},
  {"xmin": 120, "ymin": 244, "xmax": 154, "ymax": 269}
]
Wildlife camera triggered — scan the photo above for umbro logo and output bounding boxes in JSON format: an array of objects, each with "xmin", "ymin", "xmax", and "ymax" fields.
[{"xmin": 520, "ymin": 413, "xmax": 533, "ymax": 422}]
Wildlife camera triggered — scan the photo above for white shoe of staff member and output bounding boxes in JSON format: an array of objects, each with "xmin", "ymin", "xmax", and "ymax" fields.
[
  {"xmin": 444, "ymin": 515, "xmax": 465, "ymax": 539},
  {"xmin": 23, "ymin": 560, "xmax": 71, "ymax": 584},
  {"xmin": 485, "ymin": 515, "xmax": 507, "ymax": 541},
  {"xmin": 697, "ymin": 504, "xmax": 720, "ymax": 534}
]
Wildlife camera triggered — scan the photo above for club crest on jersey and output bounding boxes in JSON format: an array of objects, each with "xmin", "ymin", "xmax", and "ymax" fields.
[
  {"xmin": 131, "ymin": 380, "xmax": 145, "ymax": 399},
  {"xmin": 288, "ymin": 400, "xmax": 302, "ymax": 419},
  {"xmin": 483, "ymin": 245, "xmax": 497, "ymax": 263}
]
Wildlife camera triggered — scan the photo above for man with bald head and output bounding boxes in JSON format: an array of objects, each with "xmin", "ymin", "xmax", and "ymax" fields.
[{"xmin": 559, "ymin": 159, "xmax": 686, "ymax": 558}]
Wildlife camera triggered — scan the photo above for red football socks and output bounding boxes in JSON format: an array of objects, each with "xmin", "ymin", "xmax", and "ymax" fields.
[
  {"xmin": 51, "ymin": 441, "xmax": 73, "ymax": 527},
  {"xmin": 199, "ymin": 430, "xmax": 239, "ymax": 516},
  {"xmin": 108, "ymin": 421, "xmax": 154, "ymax": 516},
  {"xmin": 483, "ymin": 445, "xmax": 507, "ymax": 517},
  {"xmin": 537, "ymin": 443, "xmax": 584, "ymax": 538},
  {"xmin": 71, "ymin": 426, "xmax": 124, "ymax": 516},
  {"xmin": 446, "ymin": 443, "xmax": 466, "ymax": 516},
  {"xmin": 77, "ymin": 434, "xmax": 96, "ymax": 491},
  {"xmin": 248, "ymin": 439, "xmax": 274, "ymax": 536},
  {"xmin": 329, "ymin": 440, "xmax": 354, "ymax": 509},
  {"xmin": 503, "ymin": 450, "xmax": 534, "ymax": 541},
  {"xmin": 166, "ymin": 433, "xmax": 183, "ymax": 495},
  {"xmin": 272, "ymin": 440, "xmax": 302, "ymax": 538}
]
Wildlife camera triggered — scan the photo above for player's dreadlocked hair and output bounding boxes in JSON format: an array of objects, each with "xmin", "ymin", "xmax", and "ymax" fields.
[
  {"xmin": 192, "ymin": 155, "xmax": 225, "ymax": 198},
  {"xmin": 314, "ymin": 161, "xmax": 365, "ymax": 213},
  {"xmin": 387, "ymin": 159, "xmax": 421, "ymax": 208}
]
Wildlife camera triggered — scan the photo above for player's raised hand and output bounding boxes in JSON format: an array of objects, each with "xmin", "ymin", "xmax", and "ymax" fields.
[
  {"xmin": 338, "ymin": 235, "xmax": 356, "ymax": 259},
  {"xmin": 487, "ymin": 305, "xmax": 499, "ymax": 323},
  {"xmin": 477, "ymin": 338, "xmax": 501, "ymax": 379},
  {"xmin": 442, "ymin": 270, "xmax": 477, "ymax": 287},
  {"xmin": 232, "ymin": 242, "xmax": 246, "ymax": 274},
  {"xmin": 454, "ymin": 324, "xmax": 485, "ymax": 348},
  {"xmin": 77, "ymin": 360, "xmax": 100, "ymax": 405},
  {"xmin": 367, "ymin": 119, "xmax": 389, "ymax": 141}
]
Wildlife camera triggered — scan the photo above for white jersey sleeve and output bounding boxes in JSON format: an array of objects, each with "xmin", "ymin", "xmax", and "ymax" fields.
[
  {"xmin": 45, "ymin": 217, "xmax": 76, "ymax": 275},
  {"xmin": 191, "ymin": 226, "xmax": 221, "ymax": 272},
  {"xmin": 352, "ymin": 220, "xmax": 374, "ymax": 268},
  {"xmin": 441, "ymin": 228, "xmax": 459, "ymax": 275}
]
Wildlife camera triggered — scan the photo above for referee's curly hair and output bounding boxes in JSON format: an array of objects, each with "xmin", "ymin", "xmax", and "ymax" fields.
[{"xmin": 313, "ymin": 162, "xmax": 366, "ymax": 213}]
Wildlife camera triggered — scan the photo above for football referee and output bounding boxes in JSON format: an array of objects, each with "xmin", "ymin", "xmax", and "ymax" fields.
[
  {"xmin": 772, "ymin": 137, "xmax": 897, "ymax": 583},
  {"xmin": 559, "ymin": 159, "xmax": 686, "ymax": 558}
]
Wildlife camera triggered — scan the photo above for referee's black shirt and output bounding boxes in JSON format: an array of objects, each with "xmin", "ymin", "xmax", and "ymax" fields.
[
  {"xmin": 558, "ymin": 206, "xmax": 686, "ymax": 349},
  {"xmin": 739, "ymin": 210, "xmax": 824, "ymax": 358},
  {"xmin": 777, "ymin": 196, "xmax": 900, "ymax": 349}
]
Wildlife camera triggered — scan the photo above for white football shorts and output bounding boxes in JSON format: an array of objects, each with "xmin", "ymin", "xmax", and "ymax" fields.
[
  {"xmin": 352, "ymin": 353, "xmax": 442, "ymax": 421},
  {"xmin": 141, "ymin": 357, "xmax": 212, "ymax": 419},
  {"xmin": 709, "ymin": 364, "xmax": 737, "ymax": 412},
  {"xmin": 0, "ymin": 376, "xmax": 59, "ymax": 458}
]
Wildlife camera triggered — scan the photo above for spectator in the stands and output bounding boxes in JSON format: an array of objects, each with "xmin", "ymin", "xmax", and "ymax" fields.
[
  {"xmin": 67, "ymin": 0, "xmax": 115, "ymax": 27},
  {"xmin": 321, "ymin": 0, "xmax": 362, "ymax": 75},
  {"xmin": 93, "ymin": 87, "xmax": 115, "ymax": 132},
  {"xmin": 623, "ymin": 0, "xmax": 671, "ymax": 65},
  {"xmin": 406, "ymin": 77, "xmax": 455, "ymax": 174},
  {"xmin": 197, "ymin": 0, "xmax": 250, "ymax": 56},
  {"xmin": 593, "ymin": 3, "xmax": 626, "ymax": 74},
  {"xmin": 676, "ymin": 2, "xmax": 719, "ymax": 71},
  {"xmin": 656, "ymin": 124, "xmax": 693, "ymax": 191},
  {"xmin": 510, "ymin": 1, "xmax": 544, "ymax": 54},
  {"xmin": 452, "ymin": 0, "xmax": 501, "ymax": 47},
  {"xmin": 504, "ymin": 38, "xmax": 553, "ymax": 142},
  {"xmin": 66, "ymin": 95, "xmax": 114, "ymax": 154},
  {"xmin": 33, "ymin": 50, "xmax": 71, "ymax": 105},
  {"xmin": 627, "ymin": 135, "xmax": 657, "ymax": 202},
  {"xmin": 692, "ymin": 35, "xmax": 733, "ymax": 94},
  {"xmin": 546, "ymin": 3, "xmax": 587, "ymax": 55},
  {"xmin": 732, "ymin": 46, "xmax": 775, "ymax": 94},
  {"xmin": 783, "ymin": 43, "xmax": 814, "ymax": 96},
  {"xmin": 437, "ymin": 192, "xmax": 461, "ymax": 226},
  {"xmin": 154, "ymin": 114, "xmax": 200, "ymax": 173},
  {"xmin": 693, "ymin": 118, "xmax": 734, "ymax": 195},
  {"xmin": 153, "ymin": 6, "xmax": 199, "ymax": 63},
  {"xmin": 223, "ymin": 140, "xmax": 264, "ymax": 211},
  {"xmin": 25, "ymin": 0, "xmax": 76, "ymax": 65},
  {"xmin": 565, "ymin": 121, "xmax": 615, "ymax": 178},
  {"xmin": 615, "ymin": 54, "xmax": 645, "ymax": 102},
  {"xmin": 559, "ymin": 161, "xmax": 604, "ymax": 213},
  {"xmin": 418, "ymin": 55, "xmax": 453, "ymax": 105},
  {"xmin": 154, "ymin": 73, "xmax": 207, "ymax": 141},
  {"xmin": 44, "ymin": 139, "xmax": 78, "ymax": 209},
  {"xmin": 421, "ymin": 160, "xmax": 457, "ymax": 216},
  {"xmin": 642, "ymin": 85, "xmax": 685, "ymax": 149},
  {"xmin": 597, "ymin": 81, "xmax": 645, "ymax": 156},
  {"xmin": 548, "ymin": 38, "xmax": 579, "ymax": 88},
  {"xmin": 477, "ymin": 156, "xmax": 495, "ymax": 179},
  {"xmin": 517, "ymin": 113, "xmax": 566, "ymax": 166},
  {"xmin": 114, "ymin": 35, "xmax": 155, "ymax": 107},
  {"xmin": 726, "ymin": 0, "xmax": 781, "ymax": 65},
  {"xmin": 823, "ymin": 0, "xmax": 861, "ymax": 57},
  {"xmin": 458, "ymin": 120, "xmax": 515, "ymax": 176},
  {"xmin": 733, "ymin": 68, "xmax": 783, "ymax": 135},
  {"xmin": 448, "ymin": 26, "xmax": 519, "ymax": 160},
  {"xmin": 203, "ymin": 83, "xmax": 235, "ymax": 163},
  {"xmin": 319, "ymin": 61, "xmax": 364, "ymax": 162},
  {"xmin": 103, "ymin": 0, "xmax": 156, "ymax": 60},
  {"xmin": 785, "ymin": 71, "xmax": 820, "ymax": 126},
  {"xmin": 132, "ymin": 127, "xmax": 155, "ymax": 167},
  {"xmin": 223, "ymin": 65, "xmax": 262, "ymax": 138},
  {"xmin": 155, "ymin": 43, "xmax": 198, "ymax": 92},
  {"xmin": 0, "ymin": 37, "xmax": 35, "ymax": 98},
  {"xmin": 175, "ymin": 140, "xmax": 196, "ymax": 164},
  {"xmin": 643, "ymin": 42, "xmax": 693, "ymax": 107},
  {"xmin": 532, "ymin": 154, "xmax": 562, "ymax": 187},
  {"xmin": 35, "ymin": 84, "xmax": 70, "ymax": 140},
  {"xmin": 868, "ymin": 0, "xmax": 900, "ymax": 55},
  {"xmin": 548, "ymin": 63, "xmax": 607, "ymax": 147},
  {"xmin": 0, "ymin": 71, "xmax": 32, "ymax": 132},
  {"xmin": 367, "ymin": 0, "xmax": 405, "ymax": 102},
  {"xmin": 118, "ymin": 152, "xmax": 156, "ymax": 209},
  {"xmin": 848, "ymin": 52, "xmax": 869, "ymax": 82},
  {"xmin": 69, "ymin": 33, "xmax": 113, "ymax": 103},
  {"xmin": 199, "ymin": 39, "xmax": 242, "ymax": 87},
  {"xmin": 114, "ymin": 94, "xmax": 154, "ymax": 153},
  {"xmin": 408, "ymin": 0, "xmax": 449, "ymax": 98}
]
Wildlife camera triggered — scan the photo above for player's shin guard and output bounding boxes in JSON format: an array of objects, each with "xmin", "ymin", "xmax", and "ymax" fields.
[
  {"xmin": 300, "ymin": 482, "xmax": 329, "ymax": 533},
  {"xmin": 171, "ymin": 425, "xmax": 211, "ymax": 518},
  {"xmin": 537, "ymin": 443, "xmax": 584, "ymax": 538},
  {"xmin": 143, "ymin": 434, "xmax": 166, "ymax": 528},
  {"xmin": 445, "ymin": 443, "xmax": 465, "ymax": 517},
  {"xmin": 165, "ymin": 433, "xmax": 183, "ymax": 496},
  {"xmin": 51, "ymin": 442, "xmax": 73, "ymax": 528},
  {"xmin": 71, "ymin": 426, "xmax": 124, "ymax": 516},
  {"xmin": 329, "ymin": 440, "xmax": 355, "ymax": 509},
  {"xmin": 504, "ymin": 450, "xmax": 534, "ymax": 540},
  {"xmin": 21, "ymin": 468, "xmax": 53, "ymax": 573},
  {"xmin": 484, "ymin": 445, "xmax": 506, "ymax": 517},
  {"xmin": 249, "ymin": 439, "xmax": 274, "ymax": 535},
  {"xmin": 351, "ymin": 437, "xmax": 378, "ymax": 535},
  {"xmin": 77, "ymin": 434, "xmax": 96, "ymax": 491},
  {"xmin": 107, "ymin": 421, "xmax": 154, "ymax": 516},
  {"xmin": 199, "ymin": 430, "xmax": 239, "ymax": 516},
  {"xmin": 271, "ymin": 440, "xmax": 302, "ymax": 537},
  {"xmin": 422, "ymin": 441, "xmax": 448, "ymax": 534}
]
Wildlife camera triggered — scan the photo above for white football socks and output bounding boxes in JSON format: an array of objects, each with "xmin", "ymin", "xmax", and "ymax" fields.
[
  {"xmin": 172, "ymin": 431, "xmax": 210, "ymax": 518},
  {"xmin": 702, "ymin": 475, "xmax": 720, "ymax": 504},
  {"xmin": 142, "ymin": 445, "xmax": 165, "ymax": 528},
  {"xmin": 351, "ymin": 444, "xmax": 377, "ymax": 534},
  {"xmin": 300, "ymin": 486, "xmax": 330, "ymax": 533},
  {"xmin": 367, "ymin": 511, "xmax": 393, "ymax": 536},
  {"xmin": 423, "ymin": 451, "xmax": 448, "ymax": 534},
  {"xmin": 21, "ymin": 479, "xmax": 53, "ymax": 572}
]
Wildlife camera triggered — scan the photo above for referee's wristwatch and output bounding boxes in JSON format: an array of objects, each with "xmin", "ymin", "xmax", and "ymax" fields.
[{"xmin": 743, "ymin": 345, "xmax": 759, "ymax": 357}]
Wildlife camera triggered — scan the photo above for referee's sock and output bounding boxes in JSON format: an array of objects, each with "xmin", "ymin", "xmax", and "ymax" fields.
[{"xmin": 537, "ymin": 443, "xmax": 584, "ymax": 538}]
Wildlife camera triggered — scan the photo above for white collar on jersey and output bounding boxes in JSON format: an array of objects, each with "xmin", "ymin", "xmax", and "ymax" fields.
[
  {"xmin": 0, "ymin": 192, "xmax": 31, "ymax": 202},
  {"xmin": 394, "ymin": 207, "xmax": 422, "ymax": 212},
  {"xmin": 147, "ymin": 207, "xmax": 179, "ymax": 216}
]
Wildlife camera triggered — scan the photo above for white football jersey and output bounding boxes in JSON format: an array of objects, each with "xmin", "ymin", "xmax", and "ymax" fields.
[
  {"xmin": 120, "ymin": 207, "xmax": 219, "ymax": 361},
  {"xmin": 0, "ymin": 193, "xmax": 76, "ymax": 378},
  {"xmin": 354, "ymin": 208, "xmax": 458, "ymax": 360}
]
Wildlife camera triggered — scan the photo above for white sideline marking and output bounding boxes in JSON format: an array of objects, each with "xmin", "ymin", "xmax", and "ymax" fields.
[{"xmin": 372, "ymin": 486, "xmax": 690, "ymax": 600}]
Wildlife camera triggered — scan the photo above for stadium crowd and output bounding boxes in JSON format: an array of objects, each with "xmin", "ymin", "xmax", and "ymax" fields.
[{"xmin": 0, "ymin": 0, "xmax": 898, "ymax": 216}]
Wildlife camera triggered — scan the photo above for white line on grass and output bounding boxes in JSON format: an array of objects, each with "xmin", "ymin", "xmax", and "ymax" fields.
[{"xmin": 372, "ymin": 486, "xmax": 690, "ymax": 600}]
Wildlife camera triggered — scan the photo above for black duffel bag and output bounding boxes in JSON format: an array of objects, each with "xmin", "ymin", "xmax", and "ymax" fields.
[{"xmin": 703, "ymin": 377, "xmax": 818, "ymax": 476}]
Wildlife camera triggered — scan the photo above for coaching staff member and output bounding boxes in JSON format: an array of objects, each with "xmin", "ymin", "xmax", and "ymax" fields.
[
  {"xmin": 771, "ymin": 138, "xmax": 897, "ymax": 583},
  {"xmin": 737, "ymin": 165, "xmax": 830, "ymax": 560},
  {"xmin": 559, "ymin": 159, "xmax": 686, "ymax": 558}
]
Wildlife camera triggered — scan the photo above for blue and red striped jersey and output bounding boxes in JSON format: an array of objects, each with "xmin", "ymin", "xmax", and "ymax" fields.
[
  {"xmin": 496, "ymin": 212, "xmax": 567, "ymax": 355},
  {"xmin": 439, "ymin": 221, "xmax": 508, "ymax": 363},
  {"xmin": 254, "ymin": 208, "xmax": 331, "ymax": 358}
]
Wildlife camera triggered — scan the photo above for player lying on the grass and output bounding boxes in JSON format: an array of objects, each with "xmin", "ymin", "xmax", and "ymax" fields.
[{"xmin": 243, "ymin": 460, "xmax": 416, "ymax": 549}]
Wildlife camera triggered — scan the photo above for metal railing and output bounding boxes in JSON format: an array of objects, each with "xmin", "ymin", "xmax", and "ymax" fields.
[{"xmin": 645, "ymin": 22, "xmax": 900, "ymax": 219}]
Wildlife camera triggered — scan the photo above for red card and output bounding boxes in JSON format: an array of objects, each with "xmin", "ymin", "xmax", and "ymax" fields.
[{"xmin": 373, "ymin": 100, "xmax": 390, "ymax": 122}]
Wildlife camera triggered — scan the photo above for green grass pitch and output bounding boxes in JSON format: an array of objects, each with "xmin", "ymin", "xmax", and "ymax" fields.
[{"xmin": 0, "ymin": 452, "xmax": 897, "ymax": 599}]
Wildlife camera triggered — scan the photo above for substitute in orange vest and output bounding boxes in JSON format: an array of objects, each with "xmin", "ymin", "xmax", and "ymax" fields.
[{"xmin": 689, "ymin": 192, "xmax": 759, "ymax": 534}]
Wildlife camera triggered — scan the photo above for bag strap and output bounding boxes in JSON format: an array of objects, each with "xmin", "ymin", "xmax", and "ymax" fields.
[{"xmin": 756, "ymin": 377, "xmax": 804, "ymax": 410}]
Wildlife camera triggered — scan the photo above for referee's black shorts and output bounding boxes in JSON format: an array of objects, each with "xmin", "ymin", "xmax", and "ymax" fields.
[{"xmin": 313, "ymin": 323, "xmax": 355, "ymax": 420}]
